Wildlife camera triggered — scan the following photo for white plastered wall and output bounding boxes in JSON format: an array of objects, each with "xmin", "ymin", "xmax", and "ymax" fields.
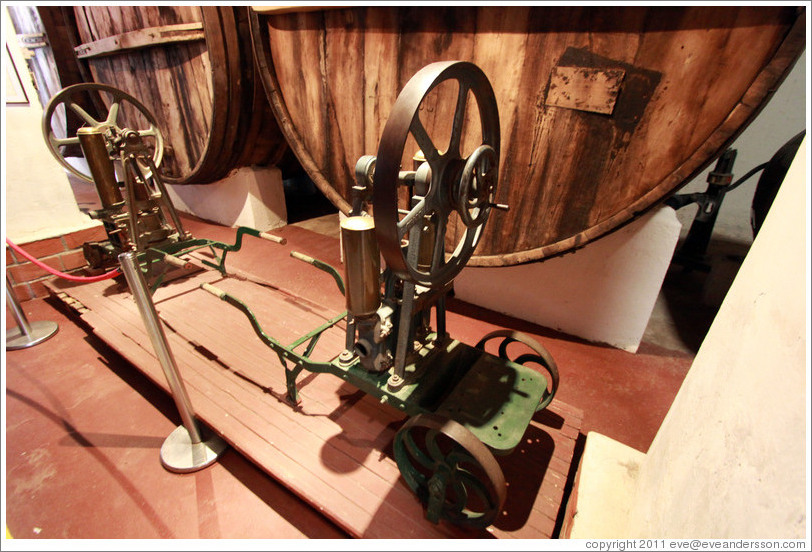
[
  {"xmin": 2, "ymin": 7, "xmax": 97, "ymax": 243},
  {"xmin": 625, "ymin": 137, "xmax": 808, "ymax": 538}
]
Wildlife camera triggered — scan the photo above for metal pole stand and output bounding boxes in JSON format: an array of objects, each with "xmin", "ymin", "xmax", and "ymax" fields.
[
  {"xmin": 6, "ymin": 276, "xmax": 58, "ymax": 350},
  {"xmin": 118, "ymin": 252, "xmax": 227, "ymax": 473}
]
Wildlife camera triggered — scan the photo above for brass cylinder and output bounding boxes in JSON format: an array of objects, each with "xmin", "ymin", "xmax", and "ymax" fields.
[
  {"xmin": 341, "ymin": 216, "xmax": 381, "ymax": 318},
  {"xmin": 77, "ymin": 127, "xmax": 122, "ymax": 208}
]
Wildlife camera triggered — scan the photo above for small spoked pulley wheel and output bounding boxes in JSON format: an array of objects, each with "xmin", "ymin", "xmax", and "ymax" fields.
[
  {"xmin": 457, "ymin": 144, "xmax": 498, "ymax": 228},
  {"xmin": 42, "ymin": 83, "xmax": 164, "ymax": 182},
  {"xmin": 475, "ymin": 330, "xmax": 560, "ymax": 411},
  {"xmin": 393, "ymin": 413, "xmax": 506, "ymax": 528},
  {"xmin": 373, "ymin": 61, "xmax": 500, "ymax": 288}
]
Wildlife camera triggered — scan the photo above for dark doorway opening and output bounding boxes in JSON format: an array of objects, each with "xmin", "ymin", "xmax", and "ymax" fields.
[{"xmin": 278, "ymin": 150, "xmax": 338, "ymax": 224}]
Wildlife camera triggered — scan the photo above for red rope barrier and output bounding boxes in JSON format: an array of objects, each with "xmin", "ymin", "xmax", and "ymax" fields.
[{"xmin": 6, "ymin": 238, "xmax": 121, "ymax": 282}]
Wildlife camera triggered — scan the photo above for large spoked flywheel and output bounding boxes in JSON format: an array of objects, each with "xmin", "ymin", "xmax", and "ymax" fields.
[
  {"xmin": 373, "ymin": 61, "xmax": 500, "ymax": 288},
  {"xmin": 42, "ymin": 83, "xmax": 164, "ymax": 183}
]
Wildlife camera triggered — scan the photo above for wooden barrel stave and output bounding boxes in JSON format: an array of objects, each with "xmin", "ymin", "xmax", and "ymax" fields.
[{"xmin": 252, "ymin": 5, "xmax": 803, "ymax": 265}]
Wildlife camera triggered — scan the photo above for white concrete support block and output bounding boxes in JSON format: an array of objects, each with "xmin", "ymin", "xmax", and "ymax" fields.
[
  {"xmin": 166, "ymin": 166, "xmax": 287, "ymax": 231},
  {"xmin": 566, "ymin": 432, "xmax": 645, "ymax": 539},
  {"xmin": 455, "ymin": 206, "xmax": 682, "ymax": 352}
]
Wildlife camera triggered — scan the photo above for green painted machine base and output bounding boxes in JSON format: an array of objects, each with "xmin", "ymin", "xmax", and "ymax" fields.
[
  {"xmin": 331, "ymin": 336, "xmax": 549, "ymax": 455},
  {"xmin": 434, "ymin": 349, "xmax": 547, "ymax": 455}
]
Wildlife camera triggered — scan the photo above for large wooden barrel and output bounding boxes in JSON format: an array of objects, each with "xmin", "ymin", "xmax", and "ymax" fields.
[
  {"xmin": 57, "ymin": 6, "xmax": 286, "ymax": 184},
  {"xmin": 251, "ymin": 6, "xmax": 804, "ymax": 266}
]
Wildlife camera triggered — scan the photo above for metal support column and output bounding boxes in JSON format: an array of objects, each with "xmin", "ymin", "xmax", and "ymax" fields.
[
  {"xmin": 118, "ymin": 251, "xmax": 226, "ymax": 472},
  {"xmin": 6, "ymin": 275, "xmax": 58, "ymax": 350}
]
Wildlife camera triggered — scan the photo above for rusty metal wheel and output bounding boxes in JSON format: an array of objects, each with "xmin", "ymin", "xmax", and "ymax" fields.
[
  {"xmin": 393, "ymin": 413, "xmax": 506, "ymax": 528},
  {"xmin": 475, "ymin": 329, "xmax": 559, "ymax": 411},
  {"xmin": 373, "ymin": 60, "xmax": 500, "ymax": 288},
  {"xmin": 42, "ymin": 83, "xmax": 164, "ymax": 183}
]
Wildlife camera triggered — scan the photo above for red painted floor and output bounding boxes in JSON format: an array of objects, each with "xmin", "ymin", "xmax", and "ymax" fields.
[
  {"xmin": 5, "ymin": 212, "xmax": 694, "ymax": 540},
  {"xmin": 5, "ymin": 296, "xmax": 345, "ymax": 539}
]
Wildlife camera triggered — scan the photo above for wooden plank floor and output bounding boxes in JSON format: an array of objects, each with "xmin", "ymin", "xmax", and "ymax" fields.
[{"xmin": 47, "ymin": 265, "xmax": 583, "ymax": 539}]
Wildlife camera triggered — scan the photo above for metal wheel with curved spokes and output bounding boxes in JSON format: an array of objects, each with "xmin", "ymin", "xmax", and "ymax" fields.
[
  {"xmin": 373, "ymin": 60, "xmax": 500, "ymax": 288},
  {"xmin": 457, "ymin": 144, "xmax": 499, "ymax": 228},
  {"xmin": 42, "ymin": 83, "xmax": 164, "ymax": 183},
  {"xmin": 394, "ymin": 413, "xmax": 506, "ymax": 528},
  {"xmin": 475, "ymin": 329, "xmax": 560, "ymax": 411}
]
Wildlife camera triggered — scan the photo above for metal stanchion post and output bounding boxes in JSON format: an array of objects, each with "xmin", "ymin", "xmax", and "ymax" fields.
[
  {"xmin": 6, "ymin": 275, "xmax": 58, "ymax": 350},
  {"xmin": 118, "ymin": 251, "xmax": 226, "ymax": 473}
]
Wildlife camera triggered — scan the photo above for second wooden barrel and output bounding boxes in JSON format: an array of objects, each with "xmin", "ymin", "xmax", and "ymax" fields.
[{"xmin": 58, "ymin": 5, "xmax": 286, "ymax": 184}]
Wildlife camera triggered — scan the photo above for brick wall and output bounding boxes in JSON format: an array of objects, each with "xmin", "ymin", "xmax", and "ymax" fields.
[{"xmin": 6, "ymin": 225, "xmax": 107, "ymax": 302}]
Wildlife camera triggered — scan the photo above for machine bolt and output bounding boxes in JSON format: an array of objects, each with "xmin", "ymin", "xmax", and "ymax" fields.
[
  {"xmin": 387, "ymin": 373, "xmax": 405, "ymax": 391},
  {"xmin": 337, "ymin": 349, "xmax": 356, "ymax": 367}
]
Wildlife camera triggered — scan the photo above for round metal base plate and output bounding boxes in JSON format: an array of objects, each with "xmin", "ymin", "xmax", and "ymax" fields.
[
  {"xmin": 160, "ymin": 425, "xmax": 228, "ymax": 473},
  {"xmin": 6, "ymin": 321, "xmax": 59, "ymax": 350}
]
